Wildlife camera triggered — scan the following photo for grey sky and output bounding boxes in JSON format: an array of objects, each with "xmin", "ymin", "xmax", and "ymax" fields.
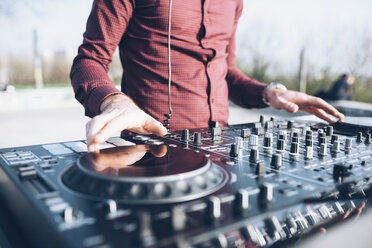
[{"xmin": 1, "ymin": 0, "xmax": 371, "ymax": 76}]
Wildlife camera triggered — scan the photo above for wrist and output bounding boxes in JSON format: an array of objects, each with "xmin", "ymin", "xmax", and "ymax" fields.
[
  {"xmin": 262, "ymin": 82, "xmax": 287, "ymax": 106},
  {"xmin": 100, "ymin": 94, "xmax": 121, "ymax": 112}
]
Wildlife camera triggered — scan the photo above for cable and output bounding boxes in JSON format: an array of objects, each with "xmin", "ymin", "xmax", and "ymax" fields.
[{"xmin": 163, "ymin": 0, "xmax": 173, "ymax": 129}]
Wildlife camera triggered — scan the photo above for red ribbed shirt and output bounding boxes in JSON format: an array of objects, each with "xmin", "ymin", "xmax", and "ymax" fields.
[{"xmin": 70, "ymin": 0, "xmax": 267, "ymax": 131}]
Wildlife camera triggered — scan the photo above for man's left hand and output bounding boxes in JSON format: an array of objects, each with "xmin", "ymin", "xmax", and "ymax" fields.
[{"xmin": 266, "ymin": 89, "xmax": 344, "ymax": 123}]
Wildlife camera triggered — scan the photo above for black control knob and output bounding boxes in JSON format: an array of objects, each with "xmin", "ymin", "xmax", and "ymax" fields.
[
  {"xmin": 250, "ymin": 148, "xmax": 259, "ymax": 163},
  {"xmin": 287, "ymin": 121, "xmax": 293, "ymax": 129},
  {"xmin": 365, "ymin": 133, "xmax": 371, "ymax": 144},
  {"xmin": 278, "ymin": 134, "xmax": 286, "ymax": 141},
  {"xmin": 62, "ymin": 206, "xmax": 79, "ymax": 223},
  {"xmin": 260, "ymin": 115, "xmax": 265, "ymax": 125},
  {"xmin": 271, "ymin": 153, "xmax": 282, "ymax": 169},
  {"xmin": 332, "ymin": 140, "xmax": 340, "ymax": 153},
  {"xmin": 211, "ymin": 127, "xmax": 222, "ymax": 137},
  {"xmin": 105, "ymin": 199, "xmax": 118, "ymax": 214},
  {"xmin": 230, "ymin": 144, "xmax": 239, "ymax": 157},
  {"xmin": 344, "ymin": 138, "xmax": 352, "ymax": 150},
  {"xmin": 278, "ymin": 130, "xmax": 287, "ymax": 140},
  {"xmin": 265, "ymin": 121, "xmax": 274, "ymax": 129},
  {"xmin": 137, "ymin": 211, "xmax": 156, "ymax": 246},
  {"xmin": 210, "ymin": 121, "xmax": 219, "ymax": 128},
  {"xmin": 259, "ymin": 183, "xmax": 273, "ymax": 203},
  {"xmin": 305, "ymin": 139, "xmax": 313, "ymax": 147},
  {"xmin": 317, "ymin": 129, "xmax": 324, "ymax": 136},
  {"xmin": 326, "ymin": 126, "xmax": 333, "ymax": 136},
  {"xmin": 291, "ymin": 130, "xmax": 299, "ymax": 138},
  {"xmin": 264, "ymin": 134, "xmax": 273, "ymax": 149},
  {"xmin": 181, "ymin": 129, "xmax": 189, "ymax": 141},
  {"xmin": 319, "ymin": 143, "xmax": 327, "ymax": 156},
  {"xmin": 318, "ymin": 131, "xmax": 326, "ymax": 143},
  {"xmin": 291, "ymin": 136, "xmax": 298, "ymax": 143},
  {"xmin": 206, "ymin": 196, "xmax": 221, "ymax": 221},
  {"xmin": 240, "ymin": 225, "xmax": 266, "ymax": 247},
  {"xmin": 234, "ymin": 189, "xmax": 249, "ymax": 214},
  {"xmin": 193, "ymin": 132, "xmax": 202, "ymax": 146},
  {"xmin": 249, "ymin": 134, "xmax": 258, "ymax": 147},
  {"xmin": 256, "ymin": 161, "xmax": 266, "ymax": 176},
  {"xmin": 290, "ymin": 142, "xmax": 299, "ymax": 155},
  {"xmin": 212, "ymin": 234, "xmax": 228, "ymax": 248},
  {"xmin": 318, "ymin": 137, "xmax": 326, "ymax": 145},
  {"xmin": 357, "ymin": 132, "xmax": 363, "ymax": 143},
  {"xmin": 277, "ymin": 139, "xmax": 285, "ymax": 152},
  {"xmin": 305, "ymin": 146, "xmax": 313, "ymax": 160},
  {"xmin": 285, "ymin": 215, "xmax": 298, "ymax": 235},
  {"xmin": 331, "ymin": 134, "xmax": 339, "ymax": 144},
  {"xmin": 234, "ymin": 136, "xmax": 244, "ymax": 150},
  {"xmin": 171, "ymin": 206, "xmax": 187, "ymax": 231},
  {"xmin": 265, "ymin": 216, "xmax": 283, "ymax": 238},
  {"xmin": 241, "ymin": 128, "xmax": 251, "ymax": 138}
]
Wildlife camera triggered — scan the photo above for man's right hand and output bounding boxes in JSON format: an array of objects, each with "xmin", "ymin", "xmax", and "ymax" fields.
[{"xmin": 86, "ymin": 94, "xmax": 167, "ymax": 152}]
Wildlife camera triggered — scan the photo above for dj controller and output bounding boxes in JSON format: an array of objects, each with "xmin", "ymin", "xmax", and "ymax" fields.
[{"xmin": 1, "ymin": 116, "xmax": 372, "ymax": 248}]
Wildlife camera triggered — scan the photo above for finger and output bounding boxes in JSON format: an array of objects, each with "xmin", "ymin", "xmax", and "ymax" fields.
[
  {"xmin": 150, "ymin": 145, "xmax": 168, "ymax": 157},
  {"xmin": 87, "ymin": 144, "xmax": 99, "ymax": 152},
  {"xmin": 86, "ymin": 116, "xmax": 111, "ymax": 147},
  {"xmin": 93, "ymin": 112, "xmax": 166, "ymax": 144},
  {"xmin": 86, "ymin": 108, "xmax": 122, "ymax": 146},
  {"xmin": 307, "ymin": 96, "xmax": 344, "ymax": 120},
  {"xmin": 93, "ymin": 114, "xmax": 132, "ymax": 145},
  {"xmin": 143, "ymin": 118, "xmax": 168, "ymax": 136},
  {"xmin": 306, "ymin": 107, "xmax": 335, "ymax": 123},
  {"xmin": 271, "ymin": 96, "xmax": 299, "ymax": 113}
]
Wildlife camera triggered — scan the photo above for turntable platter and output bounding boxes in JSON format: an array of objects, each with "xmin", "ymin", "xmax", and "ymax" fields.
[
  {"xmin": 332, "ymin": 116, "xmax": 372, "ymax": 135},
  {"xmin": 343, "ymin": 116, "xmax": 372, "ymax": 127},
  {"xmin": 62, "ymin": 145, "xmax": 228, "ymax": 204}
]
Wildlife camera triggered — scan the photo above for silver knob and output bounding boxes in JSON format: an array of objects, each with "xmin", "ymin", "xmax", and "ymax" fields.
[
  {"xmin": 305, "ymin": 146, "xmax": 313, "ymax": 160},
  {"xmin": 249, "ymin": 134, "xmax": 258, "ymax": 147}
]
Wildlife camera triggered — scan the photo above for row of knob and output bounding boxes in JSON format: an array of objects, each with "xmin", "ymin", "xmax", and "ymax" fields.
[
  {"xmin": 229, "ymin": 130, "xmax": 368, "ymax": 159},
  {"xmin": 103, "ymin": 183, "xmax": 274, "ymax": 232},
  {"xmin": 132, "ymin": 192, "xmax": 348, "ymax": 248}
]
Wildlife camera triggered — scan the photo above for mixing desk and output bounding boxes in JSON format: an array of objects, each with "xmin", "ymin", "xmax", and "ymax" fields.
[{"xmin": 0, "ymin": 116, "xmax": 372, "ymax": 248}]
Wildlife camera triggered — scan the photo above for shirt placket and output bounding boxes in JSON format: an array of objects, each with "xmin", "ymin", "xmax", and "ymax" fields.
[{"xmin": 201, "ymin": 0, "xmax": 217, "ymax": 121}]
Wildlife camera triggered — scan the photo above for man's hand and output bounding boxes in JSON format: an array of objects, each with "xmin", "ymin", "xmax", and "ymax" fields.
[
  {"xmin": 86, "ymin": 94, "xmax": 167, "ymax": 152},
  {"xmin": 266, "ymin": 89, "xmax": 344, "ymax": 123}
]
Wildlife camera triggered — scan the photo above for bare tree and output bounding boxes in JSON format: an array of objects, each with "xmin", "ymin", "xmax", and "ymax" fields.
[{"xmin": 347, "ymin": 27, "xmax": 372, "ymax": 77}]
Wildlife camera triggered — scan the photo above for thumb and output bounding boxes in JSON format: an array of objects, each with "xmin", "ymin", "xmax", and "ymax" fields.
[
  {"xmin": 144, "ymin": 118, "xmax": 168, "ymax": 136},
  {"xmin": 273, "ymin": 96, "xmax": 299, "ymax": 113}
]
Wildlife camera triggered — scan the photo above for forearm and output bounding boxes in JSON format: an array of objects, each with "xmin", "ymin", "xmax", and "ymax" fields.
[
  {"xmin": 70, "ymin": 0, "xmax": 134, "ymax": 117},
  {"xmin": 70, "ymin": 58, "xmax": 123, "ymax": 117},
  {"xmin": 226, "ymin": 67, "xmax": 268, "ymax": 108}
]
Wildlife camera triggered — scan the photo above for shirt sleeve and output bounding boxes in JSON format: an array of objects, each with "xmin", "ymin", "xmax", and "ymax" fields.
[
  {"xmin": 70, "ymin": 0, "xmax": 135, "ymax": 117},
  {"xmin": 225, "ymin": 0, "xmax": 268, "ymax": 108}
]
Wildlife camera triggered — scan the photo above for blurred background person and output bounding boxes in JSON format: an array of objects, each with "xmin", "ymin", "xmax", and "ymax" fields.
[{"xmin": 315, "ymin": 74, "xmax": 354, "ymax": 101}]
